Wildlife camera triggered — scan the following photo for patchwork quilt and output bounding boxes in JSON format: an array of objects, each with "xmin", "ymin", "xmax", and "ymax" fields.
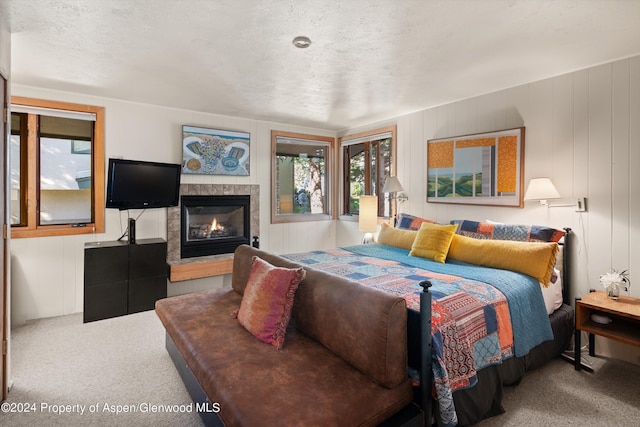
[{"xmin": 283, "ymin": 243, "xmax": 553, "ymax": 427}]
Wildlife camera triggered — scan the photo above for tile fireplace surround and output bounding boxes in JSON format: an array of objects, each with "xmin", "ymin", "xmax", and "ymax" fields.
[{"xmin": 167, "ymin": 184, "xmax": 260, "ymax": 265}]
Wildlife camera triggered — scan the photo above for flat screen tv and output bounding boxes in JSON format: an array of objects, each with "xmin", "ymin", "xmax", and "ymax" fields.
[{"xmin": 106, "ymin": 158, "xmax": 181, "ymax": 210}]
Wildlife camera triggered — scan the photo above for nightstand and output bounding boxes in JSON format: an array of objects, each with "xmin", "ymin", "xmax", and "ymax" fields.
[{"xmin": 574, "ymin": 290, "xmax": 640, "ymax": 370}]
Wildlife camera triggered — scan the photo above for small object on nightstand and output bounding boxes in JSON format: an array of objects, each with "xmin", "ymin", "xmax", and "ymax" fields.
[
  {"xmin": 599, "ymin": 269, "xmax": 631, "ymax": 300},
  {"xmin": 590, "ymin": 313, "xmax": 612, "ymax": 325}
]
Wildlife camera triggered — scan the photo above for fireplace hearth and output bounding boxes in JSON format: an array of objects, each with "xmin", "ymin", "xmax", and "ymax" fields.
[{"xmin": 181, "ymin": 195, "xmax": 250, "ymax": 258}]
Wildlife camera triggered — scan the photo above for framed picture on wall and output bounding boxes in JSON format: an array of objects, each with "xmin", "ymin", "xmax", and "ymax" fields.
[
  {"xmin": 182, "ymin": 125, "xmax": 251, "ymax": 176},
  {"xmin": 427, "ymin": 127, "xmax": 525, "ymax": 207}
]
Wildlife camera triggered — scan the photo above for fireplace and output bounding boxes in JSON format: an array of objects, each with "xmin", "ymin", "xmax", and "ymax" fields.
[{"xmin": 180, "ymin": 195, "xmax": 250, "ymax": 258}]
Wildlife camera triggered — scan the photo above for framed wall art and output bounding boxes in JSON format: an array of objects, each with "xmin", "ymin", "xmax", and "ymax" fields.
[
  {"xmin": 427, "ymin": 127, "xmax": 525, "ymax": 207},
  {"xmin": 182, "ymin": 125, "xmax": 250, "ymax": 176}
]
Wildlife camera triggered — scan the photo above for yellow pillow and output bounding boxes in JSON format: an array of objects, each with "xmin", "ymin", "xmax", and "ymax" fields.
[
  {"xmin": 447, "ymin": 234, "xmax": 559, "ymax": 285},
  {"xmin": 409, "ymin": 223, "xmax": 458, "ymax": 263},
  {"xmin": 377, "ymin": 223, "xmax": 417, "ymax": 250}
]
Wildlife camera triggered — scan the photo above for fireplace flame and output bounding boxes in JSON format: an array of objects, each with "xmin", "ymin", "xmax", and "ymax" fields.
[{"xmin": 211, "ymin": 217, "xmax": 224, "ymax": 232}]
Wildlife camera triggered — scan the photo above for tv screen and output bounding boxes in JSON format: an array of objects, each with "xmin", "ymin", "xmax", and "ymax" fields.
[{"xmin": 106, "ymin": 158, "xmax": 181, "ymax": 210}]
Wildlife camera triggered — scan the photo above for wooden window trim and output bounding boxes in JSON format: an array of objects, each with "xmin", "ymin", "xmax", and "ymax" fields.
[
  {"xmin": 271, "ymin": 130, "xmax": 335, "ymax": 224},
  {"xmin": 10, "ymin": 112, "xmax": 29, "ymax": 227},
  {"xmin": 338, "ymin": 125, "xmax": 397, "ymax": 222},
  {"xmin": 10, "ymin": 96, "xmax": 105, "ymax": 238}
]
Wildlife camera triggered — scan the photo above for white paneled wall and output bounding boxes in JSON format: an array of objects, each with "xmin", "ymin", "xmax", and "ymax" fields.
[{"xmin": 9, "ymin": 85, "xmax": 336, "ymax": 325}]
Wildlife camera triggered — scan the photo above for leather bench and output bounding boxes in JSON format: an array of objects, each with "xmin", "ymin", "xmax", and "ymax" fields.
[{"xmin": 156, "ymin": 245, "xmax": 416, "ymax": 426}]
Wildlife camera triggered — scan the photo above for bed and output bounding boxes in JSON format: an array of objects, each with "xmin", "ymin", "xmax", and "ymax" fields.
[{"xmin": 281, "ymin": 217, "xmax": 574, "ymax": 426}]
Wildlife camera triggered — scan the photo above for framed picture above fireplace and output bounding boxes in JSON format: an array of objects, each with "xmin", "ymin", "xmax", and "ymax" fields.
[{"xmin": 182, "ymin": 125, "xmax": 251, "ymax": 176}]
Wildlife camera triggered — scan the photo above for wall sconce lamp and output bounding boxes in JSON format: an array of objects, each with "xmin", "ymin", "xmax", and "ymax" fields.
[
  {"xmin": 382, "ymin": 176, "xmax": 408, "ymax": 202},
  {"xmin": 359, "ymin": 195, "xmax": 378, "ymax": 244},
  {"xmin": 524, "ymin": 177, "xmax": 587, "ymax": 212}
]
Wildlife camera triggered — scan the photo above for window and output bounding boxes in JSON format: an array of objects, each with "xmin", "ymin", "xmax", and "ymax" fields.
[
  {"xmin": 271, "ymin": 130, "xmax": 334, "ymax": 223},
  {"xmin": 10, "ymin": 97, "xmax": 105, "ymax": 238},
  {"xmin": 340, "ymin": 125, "xmax": 396, "ymax": 218}
]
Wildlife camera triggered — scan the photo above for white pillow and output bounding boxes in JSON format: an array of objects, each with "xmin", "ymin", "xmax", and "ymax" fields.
[{"xmin": 540, "ymin": 268, "xmax": 563, "ymax": 315}]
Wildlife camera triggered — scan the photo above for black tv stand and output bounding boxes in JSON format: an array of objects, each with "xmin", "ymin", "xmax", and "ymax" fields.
[{"xmin": 83, "ymin": 238, "xmax": 167, "ymax": 322}]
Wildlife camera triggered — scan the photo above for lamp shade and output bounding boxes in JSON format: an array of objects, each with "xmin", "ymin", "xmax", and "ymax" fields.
[
  {"xmin": 358, "ymin": 195, "xmax": 378, "ymax": 233},
  {"xmin": 523, "ymin": 177, "xmax": 561, "ymax": 200},
  {"xmin": 382, "ymin": 176, "xmax": 404, "ymax": 193}
]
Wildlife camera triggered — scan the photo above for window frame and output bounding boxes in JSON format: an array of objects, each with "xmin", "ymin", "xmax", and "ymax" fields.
[
  {"xmin": 10, "ymin": 96, "xmax": 105, "ymax": 238},
  {"xmin": 338, "ymin": 125, "xmax": 397, "ymax": 222},
  {"xmin": 271, "ymin": 130, "xmax": 335, "ymax": 224}
]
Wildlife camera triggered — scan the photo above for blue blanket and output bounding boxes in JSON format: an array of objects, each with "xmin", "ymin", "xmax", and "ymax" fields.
[{"xmin": 344, "ymin": 244, "xmax": 553, "ymax": 357}]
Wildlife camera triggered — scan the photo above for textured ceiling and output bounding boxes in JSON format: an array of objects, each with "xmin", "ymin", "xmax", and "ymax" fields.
[{"xmin": 3, "ymin": 0, "xmax": 640, "ymax": 131}]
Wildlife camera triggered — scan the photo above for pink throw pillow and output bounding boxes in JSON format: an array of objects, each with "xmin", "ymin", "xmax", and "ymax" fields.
[{"xmin": 232, "ymin": 256, "xmax": 306, "ymax": 349}]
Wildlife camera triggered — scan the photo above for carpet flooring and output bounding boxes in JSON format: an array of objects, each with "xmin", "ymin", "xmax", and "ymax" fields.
[
  {"xmin": 4, "ymin": 310, "xmax": 640, "ymax": 426},
  {"xmin": 4, "ymin": 310, "xmax": 202, "ymax": 426},
  {"xmin": 476, "ymin": 353, "xmax": 640, "ymax": 426}
]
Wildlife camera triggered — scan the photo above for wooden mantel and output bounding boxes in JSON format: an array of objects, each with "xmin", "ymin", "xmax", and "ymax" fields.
[{"xmin": 168, "ymin": 254, "xmax": 234, "ymax": 282}]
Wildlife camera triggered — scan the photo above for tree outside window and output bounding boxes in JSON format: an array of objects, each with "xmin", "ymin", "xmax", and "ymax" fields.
[
  {"xmin": 341, "ymin": 126, "xmax": 395, "ymax": 218},
  {"xmin": 271, "ymin": 131, "xmax": 334, "ymax": 223}
]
